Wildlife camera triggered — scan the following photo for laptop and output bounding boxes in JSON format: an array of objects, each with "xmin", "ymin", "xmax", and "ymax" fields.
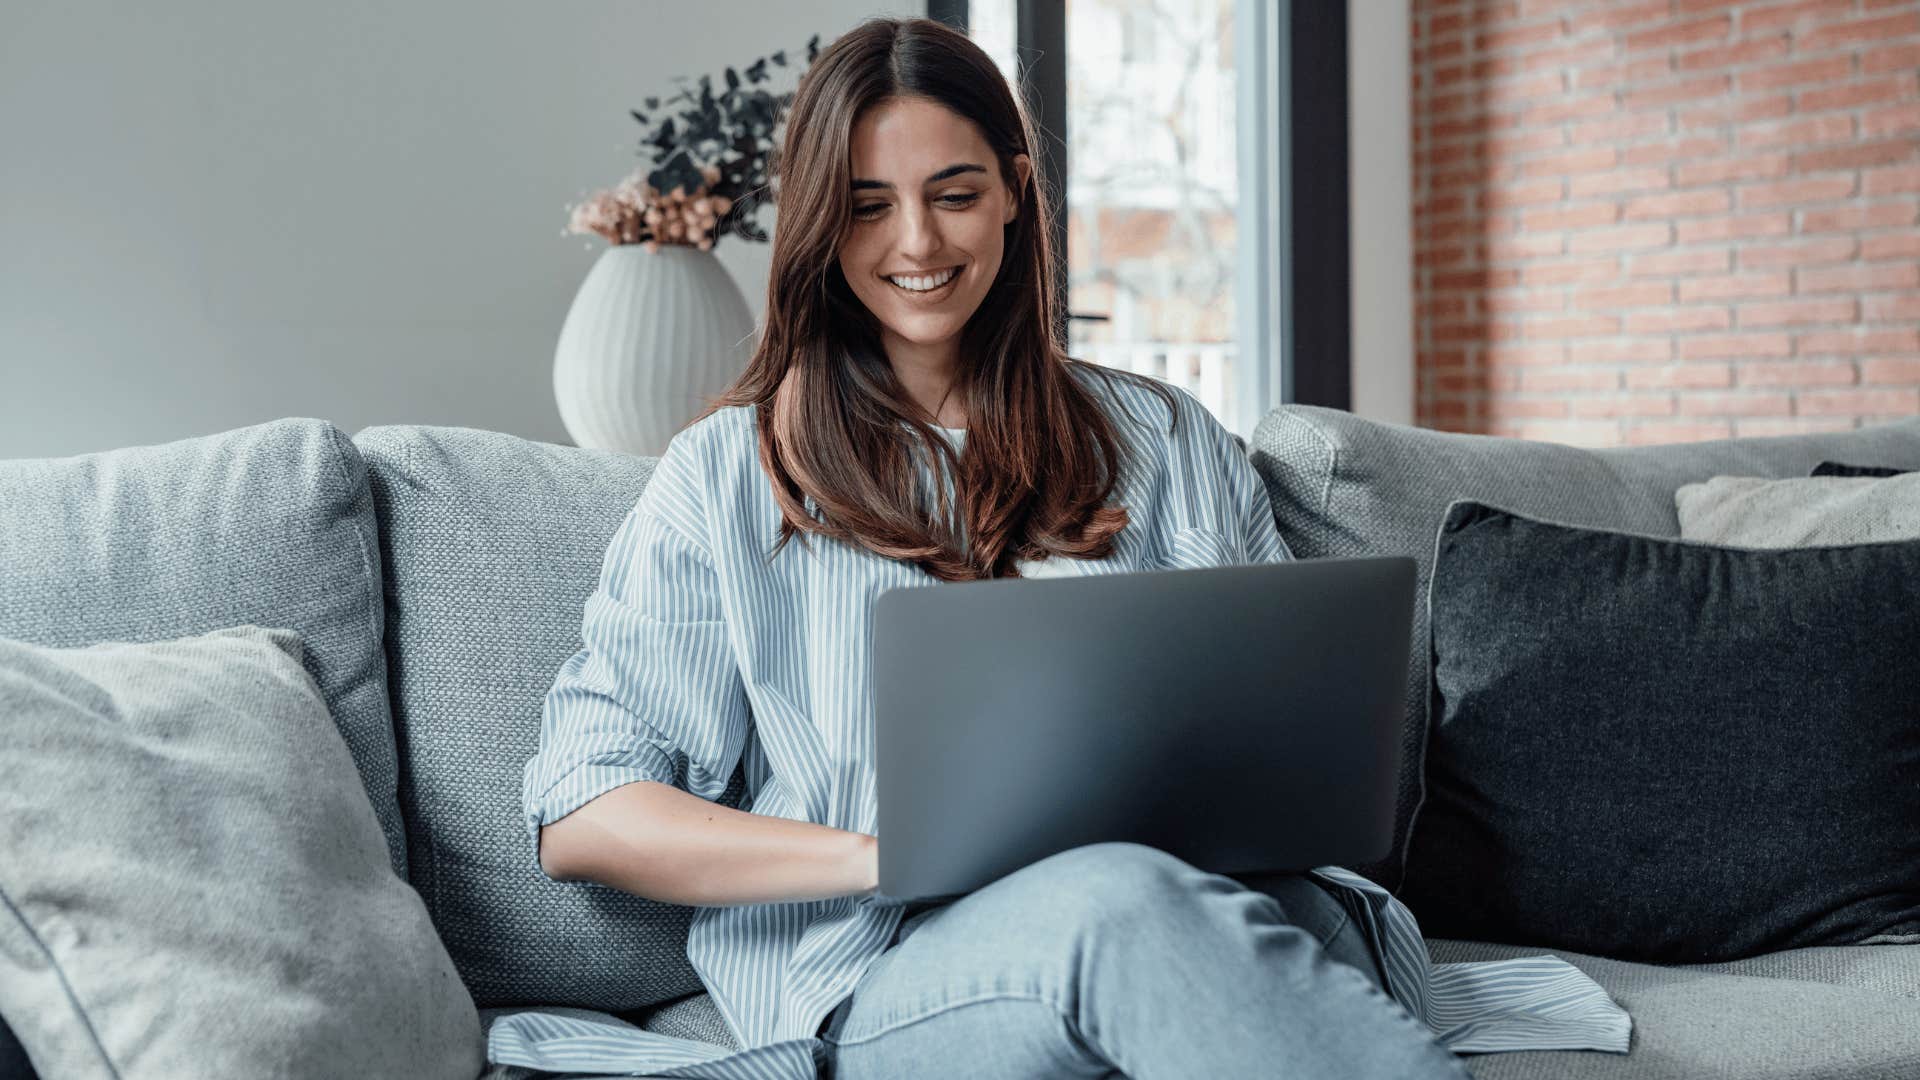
[{"xmin": 871, "ymin": 555, "xmax": 1415, "ymax": 901}]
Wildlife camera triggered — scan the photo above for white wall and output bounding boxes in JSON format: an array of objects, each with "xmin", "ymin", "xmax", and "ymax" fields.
[
  {"xmin": 0, "ymin": 0, "xmax": 914, "ymax": 459},
  {"xmin": 1347, "ymin": 0, "xmax": 1414, "ymax": 426}
]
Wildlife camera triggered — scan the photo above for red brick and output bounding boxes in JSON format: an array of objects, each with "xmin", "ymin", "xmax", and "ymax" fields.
[
  {"xmin": 1574, "ymin": 395, "xmax": 1678, "ymax": 417},
  {"xmin": 1578, "ymin": 56, "xmax": 1675, "ymax": 91},
  {"xmin": 1476, "ymin": 20, "xmax": 1564, "ymax": 53},
  {"xmin": 1799, "ymin": 329, "xmax": 1920, "ymax": 355},
  {"xmin": 1798, "ymin": 262, "xmax": 1920, "ymax": 294},
  {"xmin": 1626, "ymin": 307, "xmax": 1734, "ymax": 333},
  {"xmin": 1863, "ymin": 104, "xmax": 1920, "ymax": 141},
  {"xmin": 1520, "ymin": 368, "xmax": 1623, "ymax": 393},
  {"xmin": 1575, "ymin": 282, "xmax": 1676, "ymax": 309},
  {"xmin": 1523, "ymin": 257, "xmax": 1622, "ymax": 285},
  {"xmin": 1481, "ymin": 289, "xmax": 1568, "ymax": 314},
  {"xmin": 1865, "ymin": 165, "xmax": 1920, "ymax": 196},
  {"xmin": 1571, "ymin": 112, "xmax": 1671, "ymax": 143},
  {"xmin": 1677, "ymin": 333, "xmax": 1796, "ymax": 360},
  {"xmin": 1522, "ymin": 202, "xmax": 1622, "ymax": 231},
  {"xmin": 1623, "ymin": 420, "xmax": 1734, "ymax": 444},
  {"xmin": 1569, "ymin": 223, "xmax": 1674, "ymax": 252},
  {"xmin": 1741, "ymin": 0, "xmax": 1856, "ymax": 35},
  {"xmin": 1802, "ymin": 202, "xmax": 1918, "ymax": 231},
  {"xmin": 1736, "ymin": 55, "xmax": 1853, "ymax": 93},
  {"xmin": 1797, "ymin": 388, "xmax": 1920, "ymax": 415},
  {"xmin": 1865, "ymin": 294, "xmax": 1920, "ymax": 321},
  {"xmin": 1483, "ymin": 344, "xmax": 1569, "ymax": 367},
  {"xmin": 1862, "ymin": 232, "xmax": 1920, "ymax": 261},
  {"xmin": 1676, "ymin": 94, "xmax": 1792, "ymax": 130},
  {"xmin": 1738, "ymin": 297, "xmax": 1860, "ymax": 326},
  {"xmin": 1863, "ymin": 358, "xmax": 1920, "ymax": 383},
  {"xmin": 1678, "ymin": 273, "xmax": 1792, "ymax": 302},
  {"xmin": 1519, "ymin": 39, "xmax": 1619, "ymax": 75},
  {"xmin": 1737, "ymin": 360, "xmax": 1860, "ymax": 386},
  {"xmin": 1625, "ymin": 189, "xmax": 1732, "ymax": 218},
  {"xmin": 1736, "ymin": 114, "xmax": 1856, "ymax": 151},
  {"xmin": 1735, "ymin": 416, "xmax": 1860, "ymax": 436},
  {"xmin": 1861, "ymin": 42, "xmax": 1920, "ymax": 76},
  {"xmin": 1571, "ymin": 338, "xmax": 1678, "ymax": 363},
  {"xmin": 1626, "ymin": 364, "xmax": 1737, "ymax": 388},
  {"xmin": 1569, "ymin": 168, "xmax": 1672, "ymax": 198},
  {"xmin": 1483, "ymin": 398, "xmax": 1574, "ymax": 419},
  {"xmin": 1676, "ymin": 36, "xmax": 1789, "ymax": 73},
  {"xmin": 1630, "ymin": 248, "xmax": 1732, "ymax": 277},
  {"xmin": 1676, "ymin": 213, "xmax": 1792, "ymax": 242},
  {"xmin": 1568, "ymin": 0, "xmax": 1677, "ymax": 34},
  {"xmin": 1624, "ymin": 74, "xmax": 1732, "ymax": 110},
  {"xmin": 1622, "ymin": 137, "xmax": 1731, "ymax": 166},
  {"xmin": 1793, "ymin": 141, "xmax": 1917, "ymax": 174},
  {"xmin": 1484, "ymin": 128, "xmax": 1571, "ymax": 156},
  {"xmin": 1523, "ymin": 147, "xmax": 1621, "ymax": 177},
  {"xmin": 1737, "ymin": 237, "xmax": 1859, "ymax": 269},
  {"xmin": 1675, "ymin": 154, "xmax": 1789, "ymax": 186},
  {"xmin": 1624, "ymin": 15, "xmax": 1731, "ymax": 53},
  {"xmin": 1434, "ymin": 268, "xmax": 1524, "ymax": 290},
  {"xmin": 1487, "ymin": 73, "xmax": 1571, "ymax": 105},
  {"xmin": 1802, "ymin": 75, "xmax": 1918, "ymax": 114},
  {"xmin": 1676, "ymin": 392, "xmax": 1793, "ymax": 416},
  {"xmin": 1520, "ymin": 95, "xmax": 1618, "ymax": 126},
  {"xmin": 1494, "ymin": 419, "xmax": 1625, "ymax": 444},
  {"xmin": 1740, "ymin": 175, "xmax": 1858, "ymax": 208},
  {"xmin": 1528, "ymin": 314, "xmax": 1625, "ymax": 338},
  {"xmin": 1796, "ymin": 11, "xmax": 1920, "ymax": 54},
  {"xmin": 1486, "ymin": 232, "xmax": 1568, "ymax": 260}
]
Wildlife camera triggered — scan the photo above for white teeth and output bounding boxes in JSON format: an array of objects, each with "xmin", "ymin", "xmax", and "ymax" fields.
[{"xmin": 887, "ymin": 267, "xmax": 958, "ymax": 292}]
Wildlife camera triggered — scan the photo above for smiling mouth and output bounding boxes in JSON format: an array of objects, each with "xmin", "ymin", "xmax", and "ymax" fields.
[{"xmin": 885, "ymin": 265, "xmax": 962, "ymax": 293}]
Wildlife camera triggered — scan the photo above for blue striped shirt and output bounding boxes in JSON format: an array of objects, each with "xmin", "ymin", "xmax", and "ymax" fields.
[{"xmin": 491, "ymin": 367, "xmax": 1632, "ymax": 1075}]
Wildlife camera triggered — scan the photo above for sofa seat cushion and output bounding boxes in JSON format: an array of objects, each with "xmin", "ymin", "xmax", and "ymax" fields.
[
  {"xmin": 0, "ymin": 417, "xmax": 405, "ymax": 876},
  {"xmin": 1246, "ymin": 408, "xmax": 1920, "ymax": 890},
  {"xmin": 1428, "ymin": 939, "xmax": 1920, "ymax": 1079},
  {"xmin": 353, "ymin": 424, "xmax": 740, "ymax": 1013}
]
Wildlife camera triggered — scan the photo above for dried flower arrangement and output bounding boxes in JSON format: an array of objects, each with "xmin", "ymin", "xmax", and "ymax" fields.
[{"xmin": 565, "ymin": 35, "xmax": 822, "ymax": 253}]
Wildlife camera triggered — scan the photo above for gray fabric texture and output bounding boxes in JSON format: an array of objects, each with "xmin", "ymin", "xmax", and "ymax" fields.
[
  {"xmin": 353, "ymin": 424, "xmax": 742, "ymax": 1013},
  {"xmin": 1428, "ymin": 939, "xmax": 1920, "ymax": 1080},
  {"xmin": 1676, "ymin": 473, "xmax": 1920, "ymax": 547},
  {"xmin": 0, "ymin": 418, "xmax": 406, "ymax": 877},
  {"xmin": 1401, "ymin": 502, "xmax": 1920, "ymax": 962},
  {"xmin": 0, "ymin": 625, "xmax": 481, "ymax": 1080},
  {"xmin": 1245, "ymin": 408, "xmax": 1920, "ymax": 891}
]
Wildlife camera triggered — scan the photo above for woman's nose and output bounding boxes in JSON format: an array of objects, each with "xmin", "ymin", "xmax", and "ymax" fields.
[{"xmin": 896, "ymin": 204, "xmax": 941, "ymax": 260}]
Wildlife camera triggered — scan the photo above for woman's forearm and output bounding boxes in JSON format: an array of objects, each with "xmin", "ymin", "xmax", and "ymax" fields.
[{"xmin": 538, "ymin": 779, "xmax": 879, "ymax": 907}]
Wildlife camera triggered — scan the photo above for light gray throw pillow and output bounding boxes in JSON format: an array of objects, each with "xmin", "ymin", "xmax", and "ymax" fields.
[
  {"xmin": 1677, "ymin": 473, "xmax": 1920, "ymax": 547},
  {"xmin": 0, "ymin": 625, "xmax": 481, "ymax": 1080}
]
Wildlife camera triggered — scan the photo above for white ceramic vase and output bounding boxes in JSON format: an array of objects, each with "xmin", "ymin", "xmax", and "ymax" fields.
[{"xmin": 552, "ymin": 244, "xmax": 755, "ymax": 456}]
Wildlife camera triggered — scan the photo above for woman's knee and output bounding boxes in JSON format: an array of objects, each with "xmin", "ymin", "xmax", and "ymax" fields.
[{"xmin": 997, "ymin": 842, "xmax": 1221, "ymax": 932}]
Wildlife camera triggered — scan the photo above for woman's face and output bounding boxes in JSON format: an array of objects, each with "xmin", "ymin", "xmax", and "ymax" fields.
[{"xmin": 837, "ymin": 95, "xmax": 1031, "ymax": 364}]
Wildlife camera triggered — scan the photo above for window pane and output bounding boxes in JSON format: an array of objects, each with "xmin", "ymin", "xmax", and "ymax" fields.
[{"xmin": 1066, "ymin": 0, "xmax": 1239, "ymax": 429}]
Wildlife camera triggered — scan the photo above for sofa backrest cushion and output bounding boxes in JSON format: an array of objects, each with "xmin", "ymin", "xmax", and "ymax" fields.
[
  {"xmin": 354, "ymin": 424, "xmax": 738, "ymax": 1013},
  {"xmin": 1245, "ymin": 408, "xmax": 1920, "ymax": 893},
  {"xmin": 0, "ymin": 418, "xmax": 405, "ymax": 877}
]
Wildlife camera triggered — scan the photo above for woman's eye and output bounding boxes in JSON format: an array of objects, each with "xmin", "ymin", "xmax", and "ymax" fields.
[{"xmin": 850, "ymin": 194, "xmax": 981, "ymax": 221}]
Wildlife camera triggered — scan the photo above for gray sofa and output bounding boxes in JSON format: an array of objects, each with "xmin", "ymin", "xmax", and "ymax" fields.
[{"xmin": 3, "ymin": 405, "xmax": 1918, "ymax": 1079}]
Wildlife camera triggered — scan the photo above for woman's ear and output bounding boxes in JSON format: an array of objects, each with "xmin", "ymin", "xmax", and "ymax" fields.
[{"xmin": 1005, "ymin": 153, "xmax": 1032, "ymax": 225}]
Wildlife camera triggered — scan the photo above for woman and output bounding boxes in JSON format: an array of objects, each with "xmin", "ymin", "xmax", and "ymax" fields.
[{"xmin": 496, "ymin": 16, "xmax": 1626, "ymax": 1080}]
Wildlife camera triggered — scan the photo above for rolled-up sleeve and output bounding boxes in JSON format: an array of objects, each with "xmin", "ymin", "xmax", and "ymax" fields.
[{"xmin": 522, "ymin": 439, "xmax": 750, "ymax": 880}]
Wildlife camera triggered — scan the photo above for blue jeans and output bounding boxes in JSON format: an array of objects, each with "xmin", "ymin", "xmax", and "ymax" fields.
[{"xmin": 820, "ymin": 843, "xmax": 1468, "ymax": 1079}]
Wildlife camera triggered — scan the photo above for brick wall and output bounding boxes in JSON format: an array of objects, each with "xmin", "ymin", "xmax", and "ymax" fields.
[{"xmin": 1411, "ymin": 0, "xmax": 1920, "ymax": 445}]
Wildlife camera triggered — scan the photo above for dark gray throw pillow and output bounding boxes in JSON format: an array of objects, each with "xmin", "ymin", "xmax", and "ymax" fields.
[
  {"xmin": 1812, "ymin": 461, "xmax": 1913, "ymax": 478},
  {"xmin": 1399, "ymin": 501, "xmax": 1920, "ymax": 964}
]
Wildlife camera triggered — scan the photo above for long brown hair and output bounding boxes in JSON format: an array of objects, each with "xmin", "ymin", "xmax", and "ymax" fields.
[{"xmin": 693, "ymin": 16, "xmax": 1179, "ymax": 582}]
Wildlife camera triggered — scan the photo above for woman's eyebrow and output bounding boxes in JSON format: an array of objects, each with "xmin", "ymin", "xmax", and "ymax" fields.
[{"xmin": 851, "ymin": 163, "xmax": 988, "ymax": 190}]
